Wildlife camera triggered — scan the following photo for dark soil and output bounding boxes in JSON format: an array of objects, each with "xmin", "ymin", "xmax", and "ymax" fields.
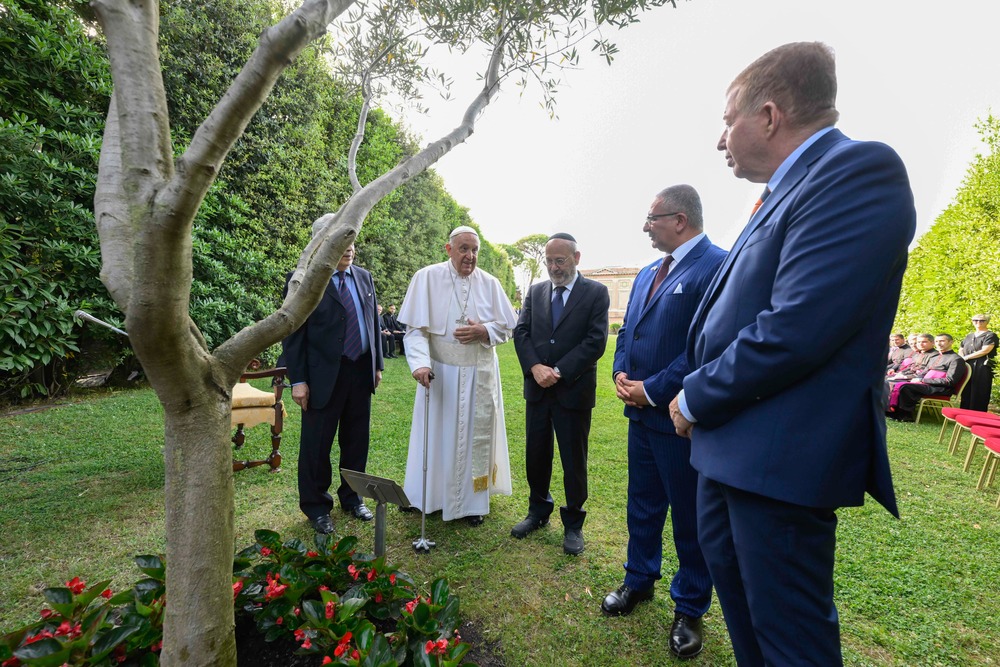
[{"xmin": 234, "ymin": 615, "xmax": 505, "ymax": 667}]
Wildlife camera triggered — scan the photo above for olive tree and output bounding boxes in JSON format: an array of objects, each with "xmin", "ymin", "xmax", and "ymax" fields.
[{"xmin": 88, "ymin": 0, "xmax": 676, "ymax": 663}]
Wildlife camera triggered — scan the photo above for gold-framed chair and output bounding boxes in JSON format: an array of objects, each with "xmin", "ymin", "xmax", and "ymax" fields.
[
  {"xmin": 231, "ymin": 365, "xmax": 287, "ymax": 473},
  {"xmin": 915, "ymin": 367, "xmax": 972, "ymax": 424}
]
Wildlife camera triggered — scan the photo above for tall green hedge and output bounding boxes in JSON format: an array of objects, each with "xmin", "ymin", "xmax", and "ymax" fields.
[
  {"xmin": 895, "ymin": 115, "xmax": 1000, "ymax": 339},
  {"xmin": 0, "ymin": 0, "xmax": 515, "ymax": 400}
]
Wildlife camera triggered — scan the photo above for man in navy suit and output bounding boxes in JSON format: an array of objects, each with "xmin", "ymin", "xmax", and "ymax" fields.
[
  {"xmin": 669, "ymin": 43, "xmax": 915, "ymax": 665},
  {"xmin": 512, "ymin": 233, "xmax": 609, "ymax": 555},
  {"xmin": 601, "ymin": 185, "xmax": 725, "ymax": 659},
  {"xmin": 282, "ymin": 242, "xmax": 383, "ymax": 534}
]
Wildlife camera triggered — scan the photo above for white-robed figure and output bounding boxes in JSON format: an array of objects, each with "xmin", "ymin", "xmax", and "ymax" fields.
[{"xmin": 399, "ymin": 226, "xmax": 517, "ymax": 524}]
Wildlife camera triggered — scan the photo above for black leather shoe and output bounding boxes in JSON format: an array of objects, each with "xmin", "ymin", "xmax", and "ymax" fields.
[
  {"xmin": 309, "ymin": 515, "xmax": 335, "ymax": 534},
  {"xmin": 510, "ymin": 515, "xmax": 549, "ymax": 538},
  {"xmin": 563, "ymin": 528, "xmax": 585, "ymax": 555},
  {"xmin": 669, "ymin": 611, "xmax": 704, "ymax": 659},
  {"xmin": 601, "ymin": 584, "xmax": 653, "ymax": 616},
  {"xmin": 346, "ymin": 503, "xmax": 374, "ymax": 521},
  {"xmin": 465, "ymin": 515, "xmax": 484, "ymax": 526}
]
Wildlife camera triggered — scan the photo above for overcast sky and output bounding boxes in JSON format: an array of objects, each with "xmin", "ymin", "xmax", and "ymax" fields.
[{"xmin": 400, "ymin": 0, "xmax": 1000, "ymax": 274}]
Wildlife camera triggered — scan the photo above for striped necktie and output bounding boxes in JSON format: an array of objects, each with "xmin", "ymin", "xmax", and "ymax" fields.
[{"xmin": 337, "ymin": 271, "xmax": 363, "ymax": 361}]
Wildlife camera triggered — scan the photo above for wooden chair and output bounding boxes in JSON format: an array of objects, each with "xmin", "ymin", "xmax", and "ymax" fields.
[
  {"xmin": 231, "ymin": 365, "xmax": 287, "ymax": 473},
  {"xmin": 915, "ymin": 367, "xmax": 972, "ymax": 424}
]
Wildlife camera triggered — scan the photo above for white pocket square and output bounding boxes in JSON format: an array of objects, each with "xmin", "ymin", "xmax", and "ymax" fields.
[{"xmin": 673, "ymin": 283, "xmax": 683, "ymax": 294}]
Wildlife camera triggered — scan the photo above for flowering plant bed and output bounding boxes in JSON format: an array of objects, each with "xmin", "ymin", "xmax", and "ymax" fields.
[{"xmin": 1, "ymin": 530, "xmax": 473, "ymax": 666}]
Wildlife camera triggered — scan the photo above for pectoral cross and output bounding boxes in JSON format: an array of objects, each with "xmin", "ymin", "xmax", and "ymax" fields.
[{"xmin": 455, "ymin": 316, "xmax": 469, "ymax": 325}]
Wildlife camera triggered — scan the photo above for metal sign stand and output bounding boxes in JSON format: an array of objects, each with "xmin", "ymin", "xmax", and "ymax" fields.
[{"xmin": 339, "ymin": 469, "xmax": 409, "ymax": 558}]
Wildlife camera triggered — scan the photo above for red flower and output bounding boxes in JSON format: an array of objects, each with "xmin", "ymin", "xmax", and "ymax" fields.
[
  {"xmin": 389, "ymin": 573, "xmax": 396, "ymax": 585},
  {"xmin": 151, "ymin": 640, "xmax": 163, "ymax": 652},
  {"xmin": 2, "ymin": 657, "xmax": 21, "ymax": 667},
  {"xmin": 112, "ymin": 645, "xmax": 127, "ymax": 664},
  {"xmin": 405, "ymin": 597, "xmax": 421, "ymax": 614},
  {"xmin": 65, "ymin": 577, "xmax": 86, "ymax": 594},
  {"xmin": 334, "ymin": 644, "xmax": 346, "ymax": 657},
  {"xmin": 339, "ymin": 632, "xmax": 352, "ymax": 645},
  {"xmin": 101, "ymin": 588, "xmax": 113, "ymax": 599},
  {"xmin": 294, "ymin": 629, "xmax": 306, "ymax": 641},
  {"xmin": 232, "ymin": 580, "xmax": 244, "ymax": 599},
  {"xmin": 307, "ymin": 550, "xmax": 319, "ymax": 558},
  {"xmin": 325, "ymin": 600, "xmax": 335, "ymax": 619},
  {"xmin": 294, "ymin": 607, "xmax": 301, "ymax": 616},
  {"xmin": 347, "ymin": 564, "xmax": 360, "ymax": 580},
  {"xmin": 260, "ymin": 547, "xmax": 272, "ymax": 556},
  {"xmin": 424, "ymin": 639, "xmax": 449, "ymax": 656},
  {"xmin": 351, "ymin": 650, "xmax": 359, "ymax": 660},
  {"xmin": 276, "ymin": 616, "xmax": 283, "ymax": 625},
  {"xmin": 302, "ymin": 638, "xmax": 312, "ymax": 650},
  {"xmin": 319, "ymin": 585, "xmax": 329, "ymax": 592},
  {"xmin": 39, "ymin": 608, "xmax": 54, "ymax": 619},
  {"xmin": 366, "ymin": 569, "xmax": 377, "ymax": 582},
  {"xmin": 264, "ymin": 579, "xmax": 288, "ymax": 601},
  {"xmin": 322, "ymin": 658, "xmax": 333, "ymax": 665},
  {"xmin": 374, "ymin": 593, "xmax": 383, "ymax": 603}
]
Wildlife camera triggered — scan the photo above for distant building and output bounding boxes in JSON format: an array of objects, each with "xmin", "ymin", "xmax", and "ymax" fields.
[{"xmin": 581, "ymin": 266, "xmax": 641, "ymax": 328}]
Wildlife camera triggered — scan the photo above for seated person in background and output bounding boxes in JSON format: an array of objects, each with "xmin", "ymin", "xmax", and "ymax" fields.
[
  {"xmin": 382, "ymin": 304, "xmax": 406, "ymax": 356},
  {"xmin": 888, "ymin": 333, "xmax": 936, "ymax": 378},
  {"xmin": 377, "ymin": 305, "xmax": 396, "ymax": 359},
  {"xmin": 888, "ymin": 334, "xmax": 968, "ymax": 421},
  {"xmin": 887, "ymin": 332, "xmax": 912, "ymax": 369}
]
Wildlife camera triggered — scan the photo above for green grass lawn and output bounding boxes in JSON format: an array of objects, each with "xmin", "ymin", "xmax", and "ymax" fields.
[{"xmin": 2, "ymin": 338, "xmax": 998, "ymax": 665}]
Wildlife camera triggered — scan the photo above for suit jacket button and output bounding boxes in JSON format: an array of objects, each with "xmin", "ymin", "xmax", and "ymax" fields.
[{"xmin": 634, "ymin": 334, "xmax": 639, "ymax": 340}]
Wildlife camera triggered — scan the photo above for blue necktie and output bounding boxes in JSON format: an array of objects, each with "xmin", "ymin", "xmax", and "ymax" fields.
[
  {"xmin": 551, "ymin": 285, "xmax": 566, "ymax": 329},
  {"xmin": 337, "ymin": 271, "xmax": 363, "ymax": 361}
]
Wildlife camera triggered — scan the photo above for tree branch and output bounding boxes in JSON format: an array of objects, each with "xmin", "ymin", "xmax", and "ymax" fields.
[
  {"xmin": 94, "ymin": 93, "xmax": 134, "ymax": 311},
  {"xmin": 166, "ymin": 0, "xmax": 356, "ymax": 229}
]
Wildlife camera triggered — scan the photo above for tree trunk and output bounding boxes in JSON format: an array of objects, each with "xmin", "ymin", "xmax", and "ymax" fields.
[{"xmin": 160, "ymin": 381, "xmax": 237, "ymax": 666}]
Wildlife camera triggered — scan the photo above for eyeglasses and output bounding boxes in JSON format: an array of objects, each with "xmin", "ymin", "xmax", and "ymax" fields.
[
  {"xmin": 645, "ymin": 212, "xmax": 681, "ymax": 224},
  {"xmin": 973, "ymin": 319, "xmax": 988, "ymax": 322},
  {"xmin": 545, "ymin": 257, "xmax": 571, "ymax": 267}
]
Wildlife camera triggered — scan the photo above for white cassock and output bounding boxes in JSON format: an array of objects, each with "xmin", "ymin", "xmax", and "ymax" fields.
[{"xmin": 398, "ymin": 261, "xmax": 518, "ymax": 520}]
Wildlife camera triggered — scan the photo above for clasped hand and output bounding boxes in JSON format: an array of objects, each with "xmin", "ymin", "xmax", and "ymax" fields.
[
  {"xmin": 614, "ymin": 373, "xmax": 649, "ymax": 408},
  {"xmin": 454, "ymin": 319, "xmax": 488, "ymax": 344}
]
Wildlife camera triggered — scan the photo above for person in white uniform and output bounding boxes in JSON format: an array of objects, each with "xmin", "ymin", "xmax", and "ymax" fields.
[{"xmin": 398, "ymin": 226, "xmax": 517, "ymax": 525}]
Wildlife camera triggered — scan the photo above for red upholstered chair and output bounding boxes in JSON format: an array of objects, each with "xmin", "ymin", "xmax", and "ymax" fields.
[
  {"xmin": 976, "ymin": 438, "xmax": 1000, "ymax": 507},
  {"xmin": 938, "ymin": 407, "xmax": 990, "ymax": 445},
  {"xmin": 943, "ymin": 411, "xmax": 1000, "ymax": 456},
  {"xmin": 915, "ymin": 366, "xmax": 972, "ymax": 424},
  {"xmin": 965, "ymin": 424, "xmax": 1000, "ymax": 472},
  {"xmin": 230, "ymin": 365, "xmax": 287, "ymax": 473}
]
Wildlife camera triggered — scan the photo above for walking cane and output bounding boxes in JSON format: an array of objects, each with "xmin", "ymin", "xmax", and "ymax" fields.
[{"xmin": 413, "ymin": 380, "xmax": 436, "ymax": 553}]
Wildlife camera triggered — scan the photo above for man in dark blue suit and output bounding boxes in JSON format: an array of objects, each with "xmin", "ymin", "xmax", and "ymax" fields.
[
  {"xmin": 283, "ymin": 242, "xmax": 384, "ymax": 534},
  {"xmin": 669, "ymin": 43, "xmax": 916, "ymax": 665},
  {"xmin": 512, "ymin": 233, "xmax": 609, "ymax": 555},
  {"xmin": 601, "ymin": 185, "xmax": 725, "ymax": 660}
]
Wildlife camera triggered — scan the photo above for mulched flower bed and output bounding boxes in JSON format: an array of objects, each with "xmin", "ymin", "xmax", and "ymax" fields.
[{"xmin": 235, "ymin": 615, "xmax": 505, "ymax": 666}]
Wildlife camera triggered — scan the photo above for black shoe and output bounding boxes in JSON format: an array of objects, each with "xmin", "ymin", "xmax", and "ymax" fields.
[
  {"xmin": 309, "ymin": 515, "xmax": 335, "ymax": 534},
  {"xmin": 601, "ymin": 584, "xmax": 653, "ymax": 616},
  {"xmin": 399, "ymin": 505, "xmax": 419, "ymax": 513},
  {"xmin": 669, "ymin": 611, "xmax": 703, "ymax": 659},
  {"xmin": 510, "ymin": 515, "xmax": 549, "ymax": 539},
  {"xmin": 346, "ymin": 503, "xmax": 374, "ymax": 521},
  {"xmin": 563, "ymin": 528, "xmax": 584, "ymax": 555},
  {"xmin": 466, "ymin": 515, "xmax": 484, "ymax": 526}
]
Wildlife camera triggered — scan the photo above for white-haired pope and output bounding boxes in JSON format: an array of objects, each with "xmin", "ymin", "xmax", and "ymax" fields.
[{"xmin": 398, "ymin": 226, "xmax": 518, "ymax": 525}]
